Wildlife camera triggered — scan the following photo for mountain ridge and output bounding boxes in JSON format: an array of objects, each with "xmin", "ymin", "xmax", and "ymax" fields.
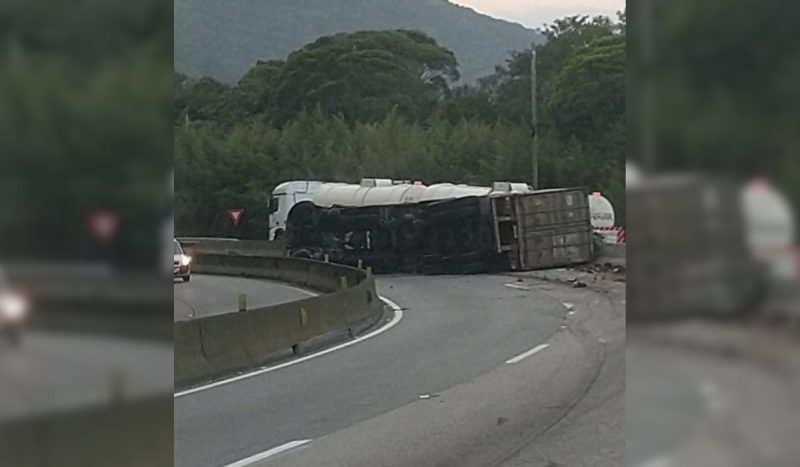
[{"xmin": 175, "ymin": 0, "xmax": 543, "ymax": 83}]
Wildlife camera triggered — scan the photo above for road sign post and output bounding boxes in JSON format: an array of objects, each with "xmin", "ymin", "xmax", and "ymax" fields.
[
  {"xmin": 531, "ymin": 46, "xmax": 539, "ymax": 190},
  {"xmin": 227, "ymin": 208, "xmax": 245, "ymax": 226}
]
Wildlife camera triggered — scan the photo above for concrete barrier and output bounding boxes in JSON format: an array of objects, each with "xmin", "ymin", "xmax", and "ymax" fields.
[
  {"xmin": 174, "ymin": 253, "xmax": 384, "ymax": 388},
  {"xmin": 4, "ymin": 266, "xmax": 173, "ymax": 340},
  {"xmin": 179, "ymin": 238, "xmax": 287, "ymax": 258},
  {"xmin": 0, "ymin": 395, "xmax": 172, "ymax": 467}
]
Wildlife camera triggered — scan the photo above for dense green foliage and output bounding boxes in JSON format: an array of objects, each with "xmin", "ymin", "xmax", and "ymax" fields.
[
  {"xmin": 629, "ymin": 0, "xmax": 799, "ymax": 209},
  {"xmin": 176, "ymin": 112, "xmax": 535, "ymax": 237},
  {"xmin": 460, "ymin": 15, "xmax": 625, "ymax": 126},
  {"xmin": 176, "ymin": 30, "xmax": 461, "ymax": 125},
  {"xmin": 0, "ymin": 0, "xmax": 172, "ymax": 265},
  {"xmin": 175, "ymin": 21, "xmax": 626, "ymax": 237},
  {"xmin": 273, "ymin": 30, "xmax": 459, "ymax": 123},
  {"xmin": 175, "ymin": 0, "xmax": 541, "ymax": 83}
]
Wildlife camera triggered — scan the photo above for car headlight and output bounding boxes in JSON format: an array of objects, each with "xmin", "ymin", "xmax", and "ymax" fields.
[
  {"xmin": 180, "ymin": 255, "xmax": 192, "ymax": 267},
  {"xmin": 0, "ymin": 293, "xmax": 27, "ymax": 321}
]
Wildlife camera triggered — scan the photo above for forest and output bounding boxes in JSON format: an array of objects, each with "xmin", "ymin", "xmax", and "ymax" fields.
[{"xmin": 174, "ymin": 16, "xmax": 627, "ymax": 238}]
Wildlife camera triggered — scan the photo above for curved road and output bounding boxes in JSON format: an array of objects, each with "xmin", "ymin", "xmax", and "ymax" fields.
[
  {"xmin": 174, "ymin": 273, "xmax": 619, "ymax": 467},
  {"xmin": 627, "ymin": 328, "xmax": 800, "ymax": 466},
  {"xmin": 173, "ymin": 274, "xmax": 317, "ymax": 321}
]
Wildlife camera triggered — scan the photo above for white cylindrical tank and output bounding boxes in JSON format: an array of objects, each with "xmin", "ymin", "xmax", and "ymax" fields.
[
  {"xmin": 741, "ymin": 177, "xmax": 796, "ymax": 280},
  {"xmin": 418, "ymin": 184, "xmax": 491, "ymax": 202},
  {"xmin": 588, "ymin": 192, "xmax": 615, "ymax": 229},
  {"xmin": 359, "ymin": 178, "xmax": 393, "ymax": 187},
  {"xmin": 312, "ymin": 182, "xmax": 493, "ymax": 208}
]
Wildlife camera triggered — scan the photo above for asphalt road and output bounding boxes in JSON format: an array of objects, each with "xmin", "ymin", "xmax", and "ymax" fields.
[
  {"xmin": 626, "ymin": 326, "xmax": 800, "ymax": 467},
  {"xmin": 0, "ymin": 331, "xmax": 173, "ymax": 422},
  {"xmin": 174, "ymin": 272, "xmax": 623, "ymax": 467},
  {"xmin": 173, "ymin": 274, "xmax": 317, "ymax": 321},
  {"xmin": 494, "ymin": 268, "xmax": 626, "ymax": 467}
]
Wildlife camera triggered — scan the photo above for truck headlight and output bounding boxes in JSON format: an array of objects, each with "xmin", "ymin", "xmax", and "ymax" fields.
[
  {"xmin": 180, "ymin": 255, "xmax": 192, "ymax": 267},
  {"xmin": 1, "ymin": 293, "xmax": 28, "ymax": 321}
]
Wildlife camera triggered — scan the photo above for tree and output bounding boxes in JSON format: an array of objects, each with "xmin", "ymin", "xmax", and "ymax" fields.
[
  {"xmin": 547, "ymin": 34, "xmax": 626, "ymax": 223},
  {"xmin": 629, "ymin": 0, "xmax": 798, "ymax": 210},
  {"xmin": 1, "ymin": 6, "xmax": 173, "ymax": 266},
  {"xmin": 548, "ymin": 34, "xmax": 625, "ymax": 151},
  {"xmin": 438, "ymin": 85, "xmax": 498, "ymax": 123},
  {"xmin": 174, "ymin": 74, "xmax": 232, "ymax": 124},
  {"xmin": 472, "ymin": 15, "xmax": 620, "ymax": 126},
  {"xmin": 271, "ymin": 30, "xmax": 459, "ymax": 123},
  {"xmin": 232, "ymin": 59, "xmax": 286, "ymax": 119}
]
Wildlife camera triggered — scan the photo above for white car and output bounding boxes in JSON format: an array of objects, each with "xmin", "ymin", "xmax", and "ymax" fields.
[
  {"xmin": 0, "ymin": 269, "xmax": 27, "ymax": 346},
  {"xmin": 174, "ymin": 239, "xmax": 192, "ymax": 282}
]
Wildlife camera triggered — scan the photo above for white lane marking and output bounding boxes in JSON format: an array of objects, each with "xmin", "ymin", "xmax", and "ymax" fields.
[
  {"xmin": 505, "ymin": 343, "xmax": 550, "ymax": 364},
  {"xmin": 282, "ymin": 284, "xmax": 318, "ymax": 298},
  {"xmin": 699, "ymin": 380, "xmax": 727, "ymax": 413},
  {"xmin": 223, "ymin": 439, "xmax": 311, "ymax": 467},
  {"xmin": 634, "ymin": 455, "xmax": 674, "ymax": 467},
  {"xmin": 175, "ymin": 296, "xmax": 404, "ymax": 398},
  {"xmin": 699, "ymin": 381, "xmax": 717, "ymax": 398},
  {"xmin": 504, "ymin": 283, "xmax": 531, "ymax": 291}
]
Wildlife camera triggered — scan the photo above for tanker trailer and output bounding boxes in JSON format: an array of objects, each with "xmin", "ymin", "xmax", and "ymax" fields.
[{"xmin": 286, "ymin": 183, "xmax": 594, "ymax": 273}]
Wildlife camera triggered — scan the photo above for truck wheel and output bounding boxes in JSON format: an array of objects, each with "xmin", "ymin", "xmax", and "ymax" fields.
[{"xmin": 273, "ymin": 230, "xmax": 284, "ymax": 241}]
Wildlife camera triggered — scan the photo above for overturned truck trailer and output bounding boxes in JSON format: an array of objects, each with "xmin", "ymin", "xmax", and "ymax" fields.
[{"xmin": 286, "ymin": 183, "xmax": 595, "ymax": 274}]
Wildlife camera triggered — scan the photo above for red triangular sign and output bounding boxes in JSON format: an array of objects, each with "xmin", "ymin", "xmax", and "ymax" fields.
[
  {"xmin": 227, "ymin": 208, "xmax": 244, "ymax": 226},
  {"xmin": 89, "ymin": 211, "xmax": 120, "ymax": 244}
]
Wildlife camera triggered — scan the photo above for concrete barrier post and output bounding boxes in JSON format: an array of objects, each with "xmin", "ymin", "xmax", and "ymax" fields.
[
  {"xmin": 357, "ymin": 259, "xmax": 363, "ymax": 269},
  {"xmin": 340, "ymin": 276, "xmax": 348, "ymax": 290},
  {"xmin": 238, "ymin": 293, "xmax": 247, "ymax": 312},
  {"xmin": 299, "ymin": 307, "xmax": 308, "ymax": 326},
  {"xmin": 109, "ymin": 368, "xmax": 125, "ymax": 403},
  {"xmin": 324, "ymin": 254, "xmax": 330, "ymax": 263}
]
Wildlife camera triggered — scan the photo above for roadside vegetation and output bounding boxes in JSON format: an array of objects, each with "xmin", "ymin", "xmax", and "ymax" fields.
[
  {"xmin": 175, "ymin": 16, "xmax": 626, "ymax": 238},
  {"xmin": 0, "ymin": 0, "xmax": 171, "ymax": 267}
]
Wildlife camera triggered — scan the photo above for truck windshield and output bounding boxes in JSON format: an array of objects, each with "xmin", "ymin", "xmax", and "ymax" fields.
[{"xmin": 268, "ymin": 196, "xmax": 280, "ymax": 214}]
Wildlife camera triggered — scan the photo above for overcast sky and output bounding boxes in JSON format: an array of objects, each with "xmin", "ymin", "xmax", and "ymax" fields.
[{"xmin": 452, "ymin": 0, "xmax": 625, "ymax": 29}]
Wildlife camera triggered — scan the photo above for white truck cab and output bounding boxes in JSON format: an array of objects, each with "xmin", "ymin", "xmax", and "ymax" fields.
[{"xmin": 268, "ymin": 181, "xmax": 324, "ymax": 240}]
